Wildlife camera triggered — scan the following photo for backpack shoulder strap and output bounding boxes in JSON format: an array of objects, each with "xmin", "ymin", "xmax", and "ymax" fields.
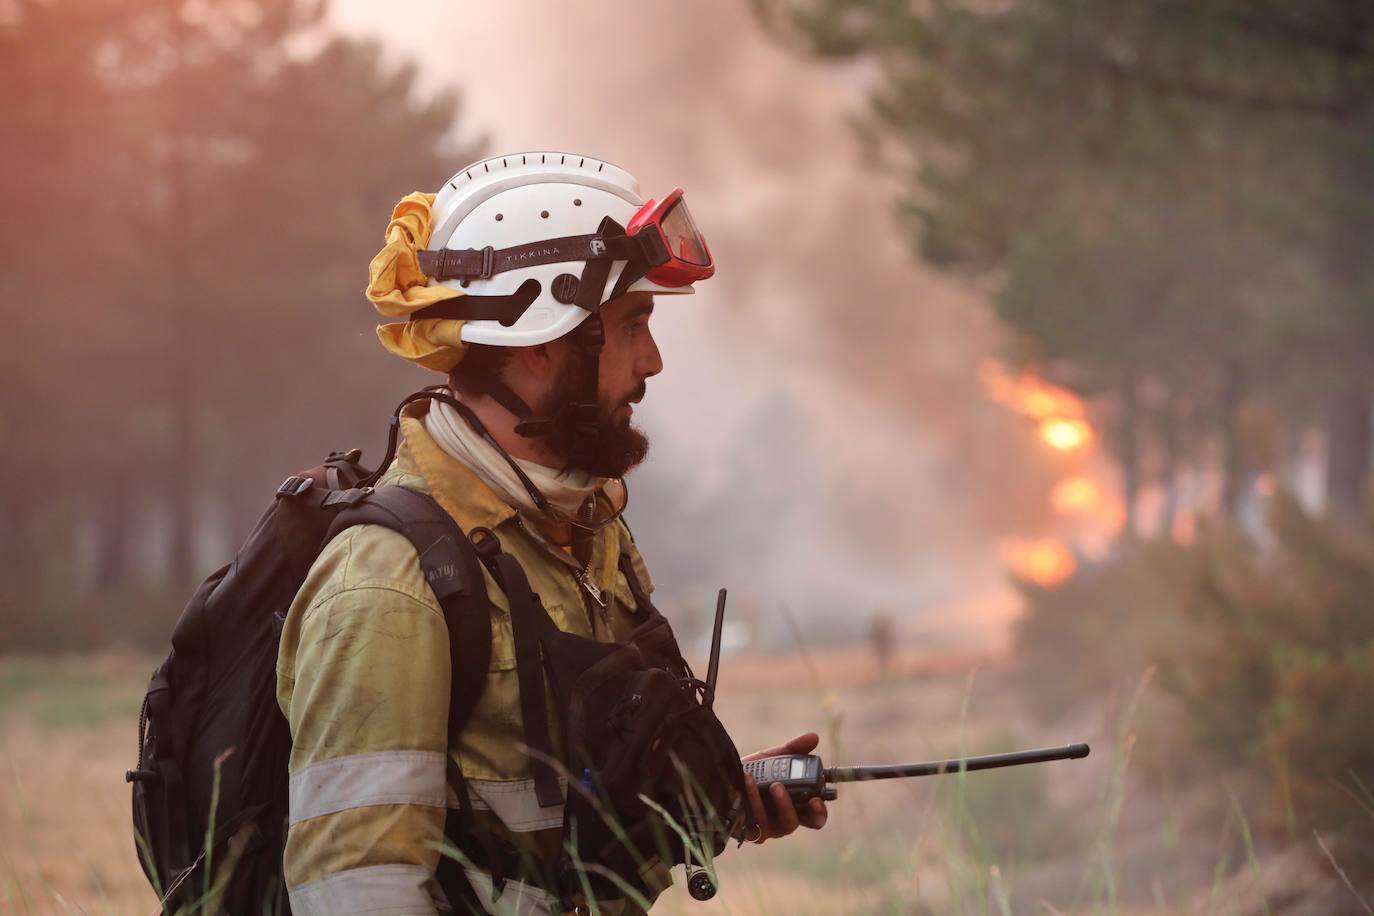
[
  {"xmin": 327, "ymin": 486, "xmax": 492, "ymax": 738},
  {"xmin": 618, "ymin": 550, "xmax": 658, "ymax": 617},
  {"xmin": 481, "ymin": 545, "xmax": 564, "ymax": 809},
  {"xmin": 326, "ymin": 486, "xmax": 496, "ymax": 910}
]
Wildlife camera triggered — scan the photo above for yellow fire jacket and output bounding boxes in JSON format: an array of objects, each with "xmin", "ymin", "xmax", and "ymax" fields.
[{"xmin": 276, "ymin": 401, "xmax": 669, "ymax": 914}]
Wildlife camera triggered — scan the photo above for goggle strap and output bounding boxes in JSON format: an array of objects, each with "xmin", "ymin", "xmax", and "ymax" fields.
[
  {"xmin": 571, "ymin": 217, "xmax": 623, "ymax": 313},
  {"xmin": 630, "ymin": 226, "xmax": 671, "ymax": 267},
  {"xmin": 419, "ymin": 233, "xmax": 642, "ymax": 281}
]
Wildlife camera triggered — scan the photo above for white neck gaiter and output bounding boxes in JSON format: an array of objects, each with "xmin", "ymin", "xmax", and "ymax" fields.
[{"xmin": 423, "ymin": 392, "xmax": 605, "ymax": 518}]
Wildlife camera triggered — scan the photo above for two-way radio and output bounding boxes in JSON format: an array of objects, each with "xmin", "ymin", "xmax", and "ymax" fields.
[
  {"xmin": 685, "ymin": 589, "xmax": 1092, "ymax": 902},
  {"xmin": 743, "ymin": 741, "xmax": 1091, "ymax": 811}
]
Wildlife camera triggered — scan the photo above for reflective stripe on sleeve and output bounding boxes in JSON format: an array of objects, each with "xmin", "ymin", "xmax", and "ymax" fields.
[
  {"xmin": 289, "ymin": 752, "xmax": 568, "ymax": 832},
  {"xmin": 289, "ymin": 751, "xmax": 449, "ymax": 825},
  {"xmin": 468, "ymin": 776, "xmax": 566, "ymax": 832},
  {"xmin": 288, "ymin": 863, "xmax": 444, "ymax": 915}
]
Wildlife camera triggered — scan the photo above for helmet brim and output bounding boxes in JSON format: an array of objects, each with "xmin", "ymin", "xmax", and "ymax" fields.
[{"xmin": 625, "ymin": 277, "xmax": 696, "ymax": 297}]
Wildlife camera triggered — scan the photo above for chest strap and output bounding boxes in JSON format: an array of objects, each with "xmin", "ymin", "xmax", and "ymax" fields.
[
  {"xmin": 617, "ymin": 552, "xmax": 656, "ymax": 616},
  {"xmin": 470, "ymin": 529, "xmax": 565, "ymax": 810}
]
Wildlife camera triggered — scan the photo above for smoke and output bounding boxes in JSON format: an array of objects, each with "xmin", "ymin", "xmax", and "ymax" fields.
[{"xmin": 327, "ymin": 0, "xmax": 1060, "ymax": 650}]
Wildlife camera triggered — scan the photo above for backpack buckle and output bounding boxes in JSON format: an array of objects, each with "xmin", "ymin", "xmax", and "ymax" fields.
[
  {"xmin": 322, "ymin": 486, "xmax": 374, "ymax": 508},
  {"xmin": 326, "ymin": 448, "xmax": 363, "ymax": 464},
  {"xmin": 468, "ymin": 526, "xmax": 501, "ymax": 559},
  {"xmin": 276, "ymin": 476, "xmax": 313, "ymax": 498}
]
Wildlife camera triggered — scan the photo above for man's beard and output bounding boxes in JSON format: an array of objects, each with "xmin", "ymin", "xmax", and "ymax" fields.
[{"xmin": 542, "ymin": 359, "xmax": 650, "ymax": 478}]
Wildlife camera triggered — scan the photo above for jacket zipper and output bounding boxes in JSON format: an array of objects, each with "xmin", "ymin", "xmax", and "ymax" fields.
[
  {"xmin": 513, "ymin": 516, "xmax": 608, "ymax": 636},
  {"xmin": 575, "ymin": 497, "xmax": 613, "ymax": 636}
]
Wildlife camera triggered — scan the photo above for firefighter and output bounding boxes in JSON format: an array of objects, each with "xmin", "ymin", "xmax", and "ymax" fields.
[{"xmin": 277, "ymin": 152, "xmax": 826, "ymax": 915}]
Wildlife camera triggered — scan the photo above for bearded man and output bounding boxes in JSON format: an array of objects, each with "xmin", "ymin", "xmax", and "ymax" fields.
[{"xmin": 276, "ymin": 153, "xmax": 827, "ymax": 915}]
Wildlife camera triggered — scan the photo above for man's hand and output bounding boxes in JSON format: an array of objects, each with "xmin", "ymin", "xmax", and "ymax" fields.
[{"xmin": 736, "ymin": 732, "xmax": 829, "ymax": 844}]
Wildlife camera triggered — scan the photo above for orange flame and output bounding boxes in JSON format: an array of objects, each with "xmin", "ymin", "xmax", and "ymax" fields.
[
  {"xmin": 980, "ymin": 359, "xmax": 1119, "ymax": 573},
  {"xmin": 980, "ymin": 361, "xmax": 1094, "ymax": 452},
  {"xmin": 1051, "ymin": 476, "xmax": 1101, "ymax": 514},
  {"xmin": 1039, "ymin": 418, "xmax": 1093, "ymax": 452},
  {"xmin": 979, "ymin": 360, "xmax": 1086, "ymax": 421},
  {"xmin": 1001, "ymin": 539, "xmax": 1077, "ymax": 586}
]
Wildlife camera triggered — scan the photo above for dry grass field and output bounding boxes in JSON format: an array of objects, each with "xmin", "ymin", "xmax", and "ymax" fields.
[{"xmin": 0, "ymin": 649, "xmax": 1352, "ymax": 915}]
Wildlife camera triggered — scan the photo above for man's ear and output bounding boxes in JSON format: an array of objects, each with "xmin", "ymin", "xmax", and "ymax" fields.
[{"xmin": 509, "ymin": 341, "xmax": 553, "ymax": 379}]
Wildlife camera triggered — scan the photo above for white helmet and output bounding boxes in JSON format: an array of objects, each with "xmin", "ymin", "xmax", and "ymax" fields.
[{"xmin": 422, "ymin": 152, "xmax": 699, "ymax": 347}]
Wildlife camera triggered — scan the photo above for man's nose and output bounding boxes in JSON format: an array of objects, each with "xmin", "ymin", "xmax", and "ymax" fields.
[{"xmin": 639, "ymin": 330, "xmax": 664, "ymax": 379}]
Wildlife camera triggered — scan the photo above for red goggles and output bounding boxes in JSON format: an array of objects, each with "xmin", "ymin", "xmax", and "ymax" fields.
[
  {"xmin": 626, "ymin": 188, "xmax": 714, "ymax": 287},
  {"xmin": 418, "ymin": 187, "xmax": 714, "ymax": 295}
]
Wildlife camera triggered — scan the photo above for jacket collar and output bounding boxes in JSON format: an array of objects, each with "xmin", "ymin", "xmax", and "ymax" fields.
[
  {"xmin": 394, "ymin": 399, "xmax": 518, "ymax": 534},
  {"xmin": 388, "ymin": 398, "xmax": 629, "ymax": 591}
]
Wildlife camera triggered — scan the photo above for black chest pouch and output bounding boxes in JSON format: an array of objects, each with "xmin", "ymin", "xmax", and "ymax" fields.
[
  {"xmin": 551, "ymin": 611, "xmax": 745, "ymax": 902},
  {"xmin": 454, "ymin": 531, "xmax": 748, "ymax": 910}
]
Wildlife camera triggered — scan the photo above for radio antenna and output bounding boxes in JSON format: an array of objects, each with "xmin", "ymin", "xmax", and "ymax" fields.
[
  {"xmin": 704, "ymin": 588, "xmax": 727, "ymax": 707},
  {"xmin": 825, "ymin": 743, "xmax": 1090, "ymax": 783}
]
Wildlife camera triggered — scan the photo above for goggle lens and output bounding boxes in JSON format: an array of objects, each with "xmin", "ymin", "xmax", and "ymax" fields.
[{"xmin": 659, "ymin": 197, "xmax": 710, "ymax": 266}]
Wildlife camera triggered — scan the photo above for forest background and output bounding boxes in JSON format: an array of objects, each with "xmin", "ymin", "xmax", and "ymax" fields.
[{"xmin": 2, "ymin": 0, "xmax": 1372, "ymax": 912}]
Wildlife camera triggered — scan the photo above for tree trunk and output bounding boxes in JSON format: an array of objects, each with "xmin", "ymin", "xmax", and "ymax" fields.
[
  {"xmin": 1321, "ymin": 107, "xmax": 1374, "ymax": 524},
  {"xmin": 1119, "ymin": 368, "xmax": 1140, "ymax": 538},
  {"xmin": 95, "ymin": 458, "xmax": 132, "ymax": 589},
  {"xmin": 1219, "ymin": 359, "xmax": 1247, "ymax": 521},
  {"xmin": 164, "ymin": 97, "xmax": 197, "ymax": 585},
  {"xmin": 1158, "ymin": 401, "xmax": 1180, "ymax": 537},
  {"xmin": 0, "ymin": 488, "xmax": 39, "ymax": 646},
  {"xmin": 1324, "ymin": 382, "xmax": 1373, "ymax": 523},
  {"xmin": 167, "ymin": 343, "xmax": 197, "ymax": 584}
]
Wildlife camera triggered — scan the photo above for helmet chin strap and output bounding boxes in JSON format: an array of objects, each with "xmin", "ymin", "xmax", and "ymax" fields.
[
  {"xmin": 475, "ymin": 313, "xmax": 604, "ymax": 476},
  {"xmin": 477, "ymin": 215, "xmax": 626, "ymax": 474}
]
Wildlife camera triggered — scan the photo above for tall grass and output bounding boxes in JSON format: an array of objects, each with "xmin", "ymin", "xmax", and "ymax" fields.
[{"xmin": 6, "ymin": 651, "xmax": 1374, "ymax": 915}]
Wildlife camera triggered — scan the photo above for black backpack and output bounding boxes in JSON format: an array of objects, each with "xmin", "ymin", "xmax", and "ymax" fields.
[
  {"xmin": 131, "ymin": 391, "xmax": 750, "ymax": 914},
  {"xmin": 129, "ymin": 394, "xmax": 494, "ymax": 915}
]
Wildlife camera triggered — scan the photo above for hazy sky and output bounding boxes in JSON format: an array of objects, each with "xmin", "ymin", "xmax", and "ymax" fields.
[{"xmin": 325, "ymin": 1, "xmax": 1054, "ymax": 650}]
